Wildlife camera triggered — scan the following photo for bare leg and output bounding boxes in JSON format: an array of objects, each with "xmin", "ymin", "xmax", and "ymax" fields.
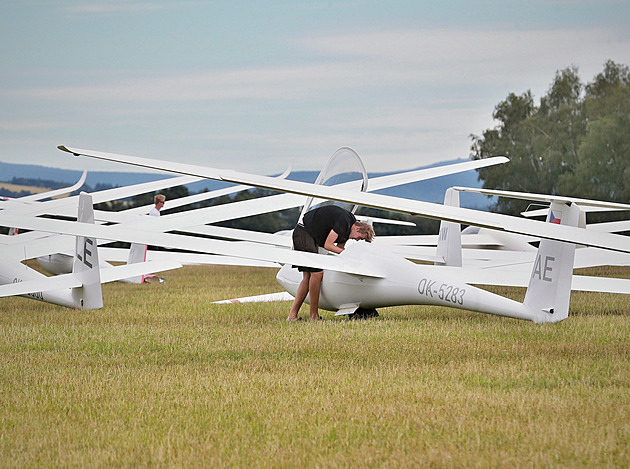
[
  {"xmin": 287, "ymin": 272, "xmax": 310, "ymax": 321},
  {"xmin": 308, "ymin": 271, "xmax": 323, "ymax": 320}
]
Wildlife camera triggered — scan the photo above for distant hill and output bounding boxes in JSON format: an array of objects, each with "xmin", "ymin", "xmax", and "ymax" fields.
[
  {"xmin": 0, "ymin": 159, "xmax": 491, "ymax": 209},
  {"xmin": 0, "ymin": 161, "xmax": 176, "ymax": 189}
]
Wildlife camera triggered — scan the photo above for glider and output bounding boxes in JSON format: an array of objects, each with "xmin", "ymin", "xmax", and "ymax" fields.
[
  {"xmin": 53, "ymin": 145, "xmax": 630, "ymax": 322},
  {"xmin": 0, "ymin": 193, "xmax": 181, "ymax": 309}
]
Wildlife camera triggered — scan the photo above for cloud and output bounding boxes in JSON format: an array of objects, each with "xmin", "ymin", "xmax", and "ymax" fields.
[
  {"xmin": 10, "ymin": 26, "xmax": 628, "ymax": 107},
  {"xmin": 301, "ymin": 27, "xmax": 630, "ymax": 84},
  {"xmin": 9, "ymin": 62, "xmax": 384, "ymax": 104},
  {"xmin": 4, "ymin": 23, "xmax": 628, "ymax": 173},
  {"xmin": 62, "ymin": 1, "xmax": 199, "ymax": 16},
  {"xmin": 0, "ymin": 117, "xmax": 77, "ymax": 132}
]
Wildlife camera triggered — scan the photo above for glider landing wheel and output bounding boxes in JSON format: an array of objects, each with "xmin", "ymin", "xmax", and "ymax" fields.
[{"xmin": 349, "ymin": 308, "xmax": 379, "ymax": 320}]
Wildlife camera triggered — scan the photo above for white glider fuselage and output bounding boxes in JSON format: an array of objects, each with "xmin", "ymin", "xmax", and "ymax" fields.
[
  {"xmin": 277, "ymin": 200, "xmax": 581, "ymax": 324},
  {"xmin": 277, "ymin": 242, "xmax": 538, "ymax": 322}
]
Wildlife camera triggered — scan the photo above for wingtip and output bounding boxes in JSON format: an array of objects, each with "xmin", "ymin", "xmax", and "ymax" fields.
[{"xmin": 58, "ymin": 145, "xmax": 81, "ymax": 157}]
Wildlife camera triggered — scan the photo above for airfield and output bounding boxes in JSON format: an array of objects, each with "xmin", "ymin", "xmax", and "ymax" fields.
[{"xmin": 1, "ymin": 262, "xmax": 628, "ymax": 467}]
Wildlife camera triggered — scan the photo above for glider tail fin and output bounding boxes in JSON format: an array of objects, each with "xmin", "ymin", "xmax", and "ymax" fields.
[
  {"xmin": 71, "ymin": 192, "xmax": 103, "ymax": 309},
  {"xmin": 121, "ymin": 242, "xmax": 148, "ymax": 284},
  {"xmin": 435, "ymin": 188, "xmax": 462, "ymax": 267},
  {"xmin": 523, "ymin": 201, "xmax": 581, "ymax": 322}
]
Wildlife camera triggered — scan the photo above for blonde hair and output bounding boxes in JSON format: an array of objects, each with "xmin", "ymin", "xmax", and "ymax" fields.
[
  {"xmin": 354, "ymin": 221, "xmax": 374, "ymax": 243},
  {"xmin": 154, "ymin": 194, "xmax": 166, "ymax": 205}
]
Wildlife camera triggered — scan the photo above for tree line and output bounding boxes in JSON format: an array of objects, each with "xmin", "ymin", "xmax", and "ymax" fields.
[
  {"xmin": 471, "ymin": 60, "xmax": 630, "ymax": 218},
  {"xmin": 123, "ymin": 187, "xmax": 439, "ymax": 235}
]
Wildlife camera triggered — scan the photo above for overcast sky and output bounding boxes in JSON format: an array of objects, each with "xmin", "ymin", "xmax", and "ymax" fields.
[{"xmin": 1, "ymin": 0, "xmax": 629, "ymax": 175}]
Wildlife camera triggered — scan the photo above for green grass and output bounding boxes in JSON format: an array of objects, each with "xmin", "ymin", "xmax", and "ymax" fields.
[{"xmin": 1, "ymin": 265, "xmax": 629, "ymax": 467}]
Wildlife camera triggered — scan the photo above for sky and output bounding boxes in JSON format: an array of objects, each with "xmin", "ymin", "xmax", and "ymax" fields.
[{"xmin": 1, "ymin": 0, "xmax": 629, "ymax": 176}]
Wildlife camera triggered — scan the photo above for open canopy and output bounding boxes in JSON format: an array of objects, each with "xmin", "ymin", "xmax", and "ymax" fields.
[{"xmin": 298, "ymin": 147, "xmax": 368, "ymax": 222}]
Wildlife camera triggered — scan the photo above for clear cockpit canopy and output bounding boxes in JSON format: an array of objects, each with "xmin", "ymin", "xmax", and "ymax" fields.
[{"xmin": 298, "ymin": 147, "xmax": 368, "ymax": 223}]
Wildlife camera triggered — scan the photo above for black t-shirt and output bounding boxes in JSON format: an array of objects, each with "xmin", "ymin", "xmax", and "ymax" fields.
[{"xmin": 303, "ymin": 205, "xmax": 356, "ymax": 247}]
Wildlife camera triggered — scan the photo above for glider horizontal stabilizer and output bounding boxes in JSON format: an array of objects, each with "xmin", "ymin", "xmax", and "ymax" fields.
[
  {"xmin": 99, "ymin": 260, "xmax": 182, "ymax": 283},
  {"xmin": 0, "ymin": 273, "xmax": 82, "ymax": 298}
]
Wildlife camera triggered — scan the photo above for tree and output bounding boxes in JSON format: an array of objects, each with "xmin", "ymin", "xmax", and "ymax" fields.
[
  {"xmin": 560, "ymin": 61, "xmax": 630, "ymax": 203},
  {"xmin": 470, "ymin": 91, "xmax": 538, "ymax": 214},
  {"xmin": 471, "ymin": 61, "xmax": 630, "ymax": 215},
  {"xmin": 213, "ymin": 188, "xmax": 301, "ymax": 233}
]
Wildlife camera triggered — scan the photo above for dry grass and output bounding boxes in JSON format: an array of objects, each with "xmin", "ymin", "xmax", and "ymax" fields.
[
  {"xmin": 0, "ymin": 183, "xmax": 52, "ymax": 195},
  {"xmin": 1, "ymin": 265, "xmax": 629, "ymax": 467}
]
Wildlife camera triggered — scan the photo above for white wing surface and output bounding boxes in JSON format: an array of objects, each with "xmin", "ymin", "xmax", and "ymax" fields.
[
  {"xmin": 434, "ymin": 265, "xmax": 630, "ymax": 295},
  {"xmin": 0, "ymin": 273, "xmax": 82, "ymax": 298},
  {"xmin": 0, "ymin": 174, "xmax": 203, "ymax": 218},
  {"xmin": 453, "ymin": 186, "xmax": 630, "ymax": 210},
  {"xmin": 99, "ymin": 247, "xmax": 278, "ymax": 268},
  {"xmin": 98, "ymin": 260, "xmax": 182, "ymax": 283},
  {"xmin": 213, "ymin": 292, "xmax": 295, "ymax": 304},
  {"xmin": 58, "ymin": 146, "xmax": 630, "ymax": 254},
  {"xmin": 0, "ymin": 212, "xmax": 386, "ymax": 278},
  {"xmin": 0, "ymin": 260, "xmax": 182, "ymax": 298},
  {"xmin": 367, "ymin": 157, "xmax": 508, "ymax": 191},
  {"xmin": 5, "ymin": 170, "xmax": 87, "ymax": 203}
]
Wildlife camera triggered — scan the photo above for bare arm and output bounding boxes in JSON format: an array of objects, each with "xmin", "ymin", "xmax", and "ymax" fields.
[{"xmin": 323, "ymin": 230, "xmax": 344, "ymax": 254}]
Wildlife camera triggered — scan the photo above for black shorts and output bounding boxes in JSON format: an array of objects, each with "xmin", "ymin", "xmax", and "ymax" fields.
[{"xmin": 292, "ymin": 224, "xmax": 322, "ymax": 272}]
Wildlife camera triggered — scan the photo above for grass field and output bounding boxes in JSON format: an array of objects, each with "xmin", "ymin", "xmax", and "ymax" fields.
[
  {"xmin": 0, "ymin": 183, "xmax": 52, "ymax": 196},
  {"xmin": 1, "ymin": 264, "xmax": 629, "ymax": 467}
]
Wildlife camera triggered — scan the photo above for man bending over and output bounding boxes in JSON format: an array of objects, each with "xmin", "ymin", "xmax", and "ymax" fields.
[{"xmin": 288, "ymin": 205, "xmax": 374, "ymax": 321}]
